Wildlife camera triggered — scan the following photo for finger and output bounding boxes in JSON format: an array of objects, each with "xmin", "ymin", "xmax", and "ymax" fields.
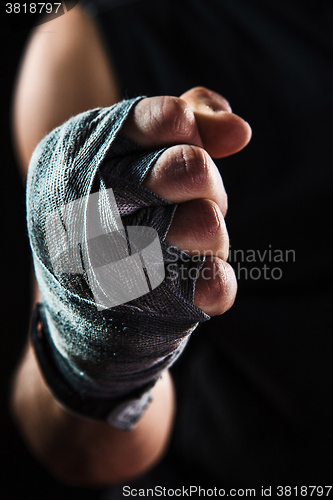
[
  {"xmin": 180, "ymin": 87, "xmax": 252, "ymax": 158},
  {"xmin": 121, "ymin": 95, "xmax": 203, "ymax": 149},
  {"xmin": 142, "ymin": 144, "xmax": 228, "ymax": 216},
  {"xmin": 193, "ymin": 257, "xmax": 237, "ymax": 316},
  {"xmin": 165, "ymin": 199, "xmax": 229, "ymax": 262}
]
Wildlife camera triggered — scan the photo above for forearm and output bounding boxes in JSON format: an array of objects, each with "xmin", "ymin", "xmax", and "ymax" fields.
[
  {"xmin": 11, "ymin": 339, "xmax": 175, "ymax": 486},
  {"xmin": 11, "ymin": 4, "xmax": 121, "ymax": 177}
]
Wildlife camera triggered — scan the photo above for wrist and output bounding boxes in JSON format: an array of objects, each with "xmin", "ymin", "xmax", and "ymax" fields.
[{"xmin": 31, "ymin": 303, "xmax": 157, "ymax": 429}]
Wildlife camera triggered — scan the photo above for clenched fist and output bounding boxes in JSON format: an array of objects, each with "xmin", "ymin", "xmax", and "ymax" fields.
[{"xmin": 122, "ymin": 86, "xmax": 252, "ymax": 316}]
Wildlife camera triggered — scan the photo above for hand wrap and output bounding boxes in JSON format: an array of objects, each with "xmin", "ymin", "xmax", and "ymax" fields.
[{"xmin": 27, "ymin": 97, "xmax": 209, "ymax": 428}]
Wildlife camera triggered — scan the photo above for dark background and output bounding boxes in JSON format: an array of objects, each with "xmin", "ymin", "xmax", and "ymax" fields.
[
  {"xmin": 0, "ymin": 9, "xmax": 101, "ymax": 500},
  {"xmin": 2, "ymin": 2, "xmax": 332, "ymax": 497}
]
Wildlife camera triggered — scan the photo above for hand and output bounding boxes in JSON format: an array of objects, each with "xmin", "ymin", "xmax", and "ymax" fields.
[
  {"xmin": 122, "ymin": 86, "xmax": 252, "ymax": 316},
  {"xmin": 24, "ymin": 86, "xmax": 251, "ymax": 431}
]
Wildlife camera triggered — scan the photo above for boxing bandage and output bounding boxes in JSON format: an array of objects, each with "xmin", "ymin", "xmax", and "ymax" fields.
[{"xmin": 27, "ymin": 97, "xmax": 209, "ymax": 429}]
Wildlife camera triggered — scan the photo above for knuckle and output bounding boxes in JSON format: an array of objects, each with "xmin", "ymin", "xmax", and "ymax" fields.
[
  {"xmin": 153, "ymin": 96, "xmax": 197, "ymax": 141},
  {"xmin": 215, "ymin": 260, "xmax": 237, "ymax": 311},
  {"xmin": 194, "ymin": 199, "xmax": 222, "ymax": 240},
  {"xmin": 199, "ymin": 201, "xmax": 230, "ymax": 261},
  {"xmin": 195, "ymin": 259, "xmax": 237, "ymax": 315},
  {"xmin": 166, "ymin": 199, "xmax": 229, "ymax": 261},
  {"xmin": 176, "ymin": 144, "xmax": 210, "ymax": 192}
]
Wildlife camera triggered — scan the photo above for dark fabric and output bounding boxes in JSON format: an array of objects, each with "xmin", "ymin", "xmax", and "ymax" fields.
[
  {"xmin": 81, "ymin": 0, "xmax": 333, "ymax": 493},
  {"xmin": 31, "ymin": 302, "xmax": 154, "ymax": 424}
]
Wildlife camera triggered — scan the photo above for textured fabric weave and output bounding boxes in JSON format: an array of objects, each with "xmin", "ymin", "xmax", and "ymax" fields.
[{"xmin": 26, "ymin": 97, "xmax": 209, "ymax": 405}]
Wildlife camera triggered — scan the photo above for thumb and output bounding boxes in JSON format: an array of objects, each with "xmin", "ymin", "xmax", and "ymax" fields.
[{"xmin": 180, "ymin": 87, "xmax": 252, "ymax": 158}]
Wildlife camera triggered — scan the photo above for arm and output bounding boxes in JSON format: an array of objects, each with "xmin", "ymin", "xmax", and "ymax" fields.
[
  {"xmin": 11, "ymin": 5, "xmax": 176, "ymax": 486},
  {"xmin": 12, "ymin": 4, "xmax": 121, "ymax": 176},
  {"xmin": 10, "ymin": 4, "xmax": 250, "ymax": 487},
  {"xmin": 12, "ymin": 331, "xmax": 175, "ymax": 485}
]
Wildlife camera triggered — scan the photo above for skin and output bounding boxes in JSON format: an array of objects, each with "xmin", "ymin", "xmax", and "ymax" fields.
[{"xmin": 10, "ymin": 5, "xmax": 251, "ymax": 486}]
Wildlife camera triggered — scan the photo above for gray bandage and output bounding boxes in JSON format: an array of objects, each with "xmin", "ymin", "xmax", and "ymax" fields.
[{"xmin": 27, "ymin": 97, "xmax": 209, "ymax": 428}]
